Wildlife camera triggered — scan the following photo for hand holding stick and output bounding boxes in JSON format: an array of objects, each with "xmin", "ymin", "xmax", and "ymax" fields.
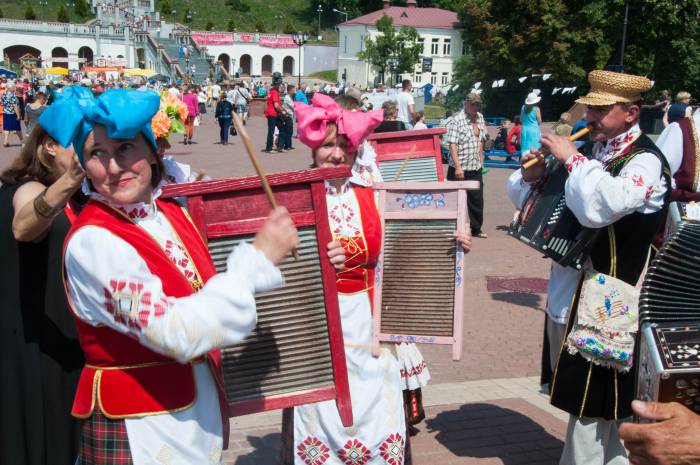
[
  {"xmin": 522, "ymin": 126, "xmax": 591, "ymax": 169},
  {"xmin": 232, "ymin": 112, "xmax": 299, "ymax": 261}
]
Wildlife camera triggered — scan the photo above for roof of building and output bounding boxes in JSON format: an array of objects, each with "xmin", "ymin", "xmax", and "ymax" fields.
[{"xmin": 342, "ymin": 6, "xmax": 460, "ymax": 30}]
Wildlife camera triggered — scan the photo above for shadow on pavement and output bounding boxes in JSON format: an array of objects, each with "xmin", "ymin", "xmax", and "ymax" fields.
[
  {"xmin": 490, "ymin": 291, "xmax": 544, "ymax": 311},
  {"xmin": 425, "ymin": 403, "xmax": 563, "ymax": 465},
  {"xmin": 234, "ymin": 433, "xmax": 281, "ymax": 465}
]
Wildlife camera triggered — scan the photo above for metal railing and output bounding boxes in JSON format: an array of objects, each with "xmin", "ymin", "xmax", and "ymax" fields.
[{"xmin": 0, "ymin": 18, "xmax": 130, "ymax": 40}]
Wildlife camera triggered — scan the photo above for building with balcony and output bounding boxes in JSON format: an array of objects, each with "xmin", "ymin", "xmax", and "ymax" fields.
[{"xmin": 337, "ymin": 0, "xmax": 463, "ymax": 88}]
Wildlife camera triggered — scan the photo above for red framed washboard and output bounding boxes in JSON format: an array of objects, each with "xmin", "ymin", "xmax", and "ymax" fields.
[
  {"xmin": 371, "ymin": 181, "xmax": 479, "ymax": 361},
  {"xmin": 161, "ymin": 167, "xmax": 353, "ymax": 426},
  {"xmin": 366, "ymin": 127, "xmax": 446, "ymax": 182}
]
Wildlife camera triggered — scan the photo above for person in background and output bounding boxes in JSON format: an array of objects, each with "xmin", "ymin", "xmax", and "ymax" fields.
[
  {"xmin": 279, "ymin": 84, "xmax": 295, "ymax": 151},
  {"xmin": 396, "ymin": 79, "xmax": 416, "ymax": 129},
  {"xmin": 446, "ymin": 92, "xmax": 488, "ymax": 238},
  {"xmin": 493, "ymin": 118, "xmax": 512, "ymax": 150},
  {"xmin": 654, "ymin": 89, "xmax": 671, "ymax": 110},
  {"xmin": 181, "ymin": 86, "xmax": 199, "ymax": 145},
  {"xmin": 665, "ymin": 91, "xmax": 692, "ymax": 126},
  {"xmin": 263, "ymin": 80, "xmax": 282, "ymax": 153},
  {"xmin": 413, "ymin": 111, "xmax": 427, "ymax": 130},
  {"xmin": 24, "ymin": 91, "xmax": 47, "ymax": 135},
  {"xmin": 2, "ymin": 81, "xmax": 24, "ymax": 147},
  {"xmin": 215, "ymin": 90, "xmax": 234, "ymax": 145},
  {"xmin": 232, "ymin": 82, "xmax": 251, "ymax": 125},
  {"xmin": 439, "ymin": 110, "xmax": 454, "ymax": 162},
  {"xmin": 374, "ymin": 100, "xmax": 407, "ymax": 133},
  {"xmin": 520, "ymin": 90, "xmax": 542, "ymax": 154},
  {"xmin": 294, "ymin": 83, "xmax": 309, "ymax": 104},
  {"xmin": 197, "ymin": 86, "xmax": 207, "ymax": 122},
  {"xmin": 553, "ymin": 112, "xmax": 573, "ymax": 137},
  {"xmin": 1, "ymin": 90, "xmax": 88, "ymax": 464},
  {"xmin": 505, "ymin": 114, "xmax": 522, "ymax": 162}
]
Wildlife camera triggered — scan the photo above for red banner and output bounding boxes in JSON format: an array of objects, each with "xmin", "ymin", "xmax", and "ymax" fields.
[
  {"xmin": 259, "ymin": 37, "xmax": 297, "ymax": 48},
  {"xmin": 191, "ymin": 33, "xmax": 234, "ymax": 45}
]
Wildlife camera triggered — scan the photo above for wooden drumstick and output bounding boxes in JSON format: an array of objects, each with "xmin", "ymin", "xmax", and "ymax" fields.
[
  {"xmin": 232, "ymin": 113, "xmax": 299, "ymax": 261},
  {"xmin": 522, "ymin": 126, "xmax": 591, "ymax": 170}
]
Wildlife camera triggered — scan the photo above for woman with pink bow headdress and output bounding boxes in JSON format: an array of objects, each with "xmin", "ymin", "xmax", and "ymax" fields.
[{"xmin": 279, "ymin": 93, "xmax": 472, "ymax": 465}]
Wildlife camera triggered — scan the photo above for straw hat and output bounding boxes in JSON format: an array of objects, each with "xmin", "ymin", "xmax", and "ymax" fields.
[
  {"xmin": 525, "ymin": 90, "xmax": 541, "ymax": 105},
  {"xmin": 576, "ymin": 70, "xmax": 652, "ymax": 106}
]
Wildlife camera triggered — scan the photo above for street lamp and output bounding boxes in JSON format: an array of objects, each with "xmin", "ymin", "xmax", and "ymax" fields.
[
  {"xmin": 274, "ymin": 14, "xmax": 284, "ymax": 34},
  {"xmin": 316, "ymin": 4, "xmax": 322, "ymax": 39},
  {"xmin": 387, "ymin": 57, "xmax": 397, "ymax": 87},
  {"xmin": 291, "ymin": 31, "xmax": 309, "ymax": 88},
  {"xmin": 332, "ymin": 8, "xmax": 348, "ymax": 23}
]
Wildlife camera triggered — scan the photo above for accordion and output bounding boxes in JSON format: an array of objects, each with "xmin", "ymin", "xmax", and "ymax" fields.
[
  {"xmin": 636, "ymin": 220, "xmax": 700, "ymax": 417},
  {"xmin": 665, "ymin": 201, "xmax": 700, "ymax": 238},
  {"xmin": 509, "ymin": 161, "xmax": 598, "ymax": 269}
]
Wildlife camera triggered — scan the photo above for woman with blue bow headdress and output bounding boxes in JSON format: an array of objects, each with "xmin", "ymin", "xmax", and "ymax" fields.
[{"xmin": 44, "ymin": 87, "xmax": 299, "ymax": 464}]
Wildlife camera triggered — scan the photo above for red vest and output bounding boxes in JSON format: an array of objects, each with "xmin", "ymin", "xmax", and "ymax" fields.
[
  {"xmin": 672, "ymin": 116, "xmax": 700, "ymax": 202},
  {"xmin": 334, "ymin": 186, "xmax": 382, "ymax": 305},
  {"xmin": 63, "ymin": 199, "xmax": 229, "ymax": 439}
]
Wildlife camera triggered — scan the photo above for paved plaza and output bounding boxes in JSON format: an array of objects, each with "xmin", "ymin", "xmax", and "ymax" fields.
[{"xmin": 0, "ymin": 113, "xmax": 567, "ymax": 464}]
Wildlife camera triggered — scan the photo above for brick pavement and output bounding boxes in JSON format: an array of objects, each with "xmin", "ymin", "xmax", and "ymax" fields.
[{"xmin": 0, "ymin": 113, "xmax": 568, "ymax": 464}]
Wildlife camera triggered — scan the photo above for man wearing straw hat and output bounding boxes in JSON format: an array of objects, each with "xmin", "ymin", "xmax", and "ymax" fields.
[{"xmin": 507, "ymin": 70, "xmax": 672, "ymax": 465}]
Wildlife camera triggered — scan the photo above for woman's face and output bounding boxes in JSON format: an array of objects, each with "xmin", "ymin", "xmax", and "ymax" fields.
[
  {"xmin": 83, "ymin": 125, "xmax": 156, "ymax": 205},
  {"xmin": 313, "ymin": 130, "xmax": 356, "ymax": 169}
]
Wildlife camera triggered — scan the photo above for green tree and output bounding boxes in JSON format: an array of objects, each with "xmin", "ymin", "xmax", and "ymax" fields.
[
  {"xmin": 57, "ymin": 5, "xmax": 70, "ymax": 23},
  {"xmin": 454, "ymin": 0, "xmax": 700, "ymax": 104},
  {"xmin": 24, "ymin": 4, "xmax": 37, "ymax": 20},
  {"xmin": 205, "ymin": 20, "xmax": 215, "ymax": 31},
  {"xmin": 74, "ymin": 0, "xmax": 90, "ymax": 17},
  {"xmin": 357, "ymin": 15, "xmax": 422, "ymax": 85},
  {"xmin": 283, "ymin": 19, "xmax": 297, "ymax": 34},
  {"xmin": 255, "ymin": 19, "xmax": 266, "ymax": 32},
  {"xmin": 226, "ymin": 18, "xmax": 236, "ymax": 31},
  {"xmin": 159, "ymin": 0, "xmax": 171, "ymax": 16},
  {"xmin": 0, "ymin": 8, "xmax": 4, "ymax": 18}
]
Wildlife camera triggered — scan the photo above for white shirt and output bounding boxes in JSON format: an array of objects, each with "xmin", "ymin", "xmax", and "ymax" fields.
[
  {"xmin": 656, "ymin": 111, "xmax": 700, "ymax": 189},
  {"xmin": 507, "ymin": 124, "xmax": 667, "ymax": 323},
  {"xmin": 212, "ymin": 84, "xmax": 221, "ymax": 96},
  {"xmin": 65, "ymin": 194, "xmax": 284, "ymax": 464},
  {"xmin": 413, "ymin": 121, "xmax": 428, "ymax": 130},
  {"xmin": 396, "ymin": 90, "xmax": 415, "ymax": 125}
]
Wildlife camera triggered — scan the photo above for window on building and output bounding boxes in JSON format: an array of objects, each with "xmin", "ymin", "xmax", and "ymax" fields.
[
  {"xmin": 443, "ymin": 38, "xmax": 451, "ymax": 56},
  {"xmin": 414, "ymin": 73, "xmax": 422, "ymax": 83},
  {"xmin": 441, "ymin": 72, "xmax": 449, "ymax": 85},
  {"xmin": 431, "ymin": 38, "xmax": 439, "ymax": 55},
  {"xmin": 417, "ymin": 38, "xmax": 424, "ymax": 54},
  {"xmin": 360, "ymin": 35, "xmax": 364, "ymax": 51},
  {"xmin": 431, "ymin": 72, "xmax": 437, "ymax": 85},
  {"xmin": 344, "ymin": 35, "xmax": 347, "ymax": 53}
]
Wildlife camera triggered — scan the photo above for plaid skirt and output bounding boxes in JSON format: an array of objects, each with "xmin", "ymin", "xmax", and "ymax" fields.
[{"xmin": 78, "ymin": 410, "xmax": 133, "ymax": 464}]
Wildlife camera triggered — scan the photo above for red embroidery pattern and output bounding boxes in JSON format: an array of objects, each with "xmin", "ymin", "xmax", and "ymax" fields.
[
  {"xmin": 565, "ymin": 153, "xmax": 587, "ymax": 172},
  {"xmin": 379, "ymin": 433, "xmax": 404, "ymax": 465},
  {"xmin": 163, "ymin": 240, "xmax": 196, "ymax": 280},
  {"xmin": 632, "ymin": 174, "xmax": 646, "ymax": 187},
  {"xmin": 118, "ymin": 205, "xmax": 149, "ymax": 219},
  {"xmin": 338, "ymin": 439, "xmax": 370, "ymax": 465},
  {"xmin": 400, "ymin": 360, "xmax": 428, "ymax": 379},
  {"xmin": 296, "ymin": 436, "xmax": 330, "ymax": 465},
  {"xmin": 103, "ymin": 280, "xmax": 172, "ymax": 331},
  {"xmin": 329, "ymin": 203, "xmax": 361, "ymax": 236}
]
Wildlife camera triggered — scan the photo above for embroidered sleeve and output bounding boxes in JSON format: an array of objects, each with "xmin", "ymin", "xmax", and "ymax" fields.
[
  {"xmin": 506, "ymin": 169, "xmax": 532, "ymax": 209},
  {"xmin": 65, "ymin": 226, "xmax": 284, "ymax": 362},
  {"xmin": 565, "ymin": 152, "xmax": 665, "ymax": 228},
  {"xmin": 564, "ymin": 153, "xmax": 588, "ymax": 172}
]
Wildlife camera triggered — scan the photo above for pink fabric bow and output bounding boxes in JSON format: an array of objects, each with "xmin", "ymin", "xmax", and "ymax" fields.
[{"xmin": 294, "ymin": 93, "xmax": 383, "ymax": 151}]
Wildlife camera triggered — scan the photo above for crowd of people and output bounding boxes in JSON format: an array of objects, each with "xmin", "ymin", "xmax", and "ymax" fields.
[{"xmin": 3, "ymin": 63, "xmax": 700, "ymax": 465}]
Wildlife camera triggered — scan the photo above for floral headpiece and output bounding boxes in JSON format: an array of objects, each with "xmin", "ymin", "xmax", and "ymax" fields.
[{"xmin": 151, "ymin": 92, "xmax": 189, "ymax": 140}]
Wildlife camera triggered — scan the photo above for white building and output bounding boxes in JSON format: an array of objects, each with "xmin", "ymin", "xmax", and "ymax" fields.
[
  {"xmin": 337, "ymin": 0, "xmax": 463, "ymax": 88},
  {"xmin": 190, "ymin": 31, "xmax": 305, "ymax": 79}
]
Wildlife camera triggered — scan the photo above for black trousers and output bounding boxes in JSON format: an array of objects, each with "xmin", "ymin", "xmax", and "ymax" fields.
[{"xmin": 447, "ymin": 166, "xmax": 484, "ymax": 235}]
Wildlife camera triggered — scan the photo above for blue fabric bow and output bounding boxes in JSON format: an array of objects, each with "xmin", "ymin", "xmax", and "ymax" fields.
[{"xmin": 39, "ymin": 87, "xmax": 160, "ymax": 164}]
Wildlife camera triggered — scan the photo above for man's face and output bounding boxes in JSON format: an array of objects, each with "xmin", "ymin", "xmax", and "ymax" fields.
[
  {"xmin": 464, "ymin": 100, "xmax": 480, "ymax": 116},
  {"xmin": 586, "ymin": 104, "xmax": 639, "ymax": 142}
]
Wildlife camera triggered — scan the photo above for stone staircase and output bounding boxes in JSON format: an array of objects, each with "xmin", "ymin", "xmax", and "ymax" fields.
[{"xmin": 154, "ymin": 36, "xmax": 211, "ymax": 83}]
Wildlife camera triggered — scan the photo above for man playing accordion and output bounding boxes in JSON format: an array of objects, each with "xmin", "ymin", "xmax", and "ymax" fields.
[{"xmin": 507, "ymin": 70, "xmax": 672, "ymax": 464}]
